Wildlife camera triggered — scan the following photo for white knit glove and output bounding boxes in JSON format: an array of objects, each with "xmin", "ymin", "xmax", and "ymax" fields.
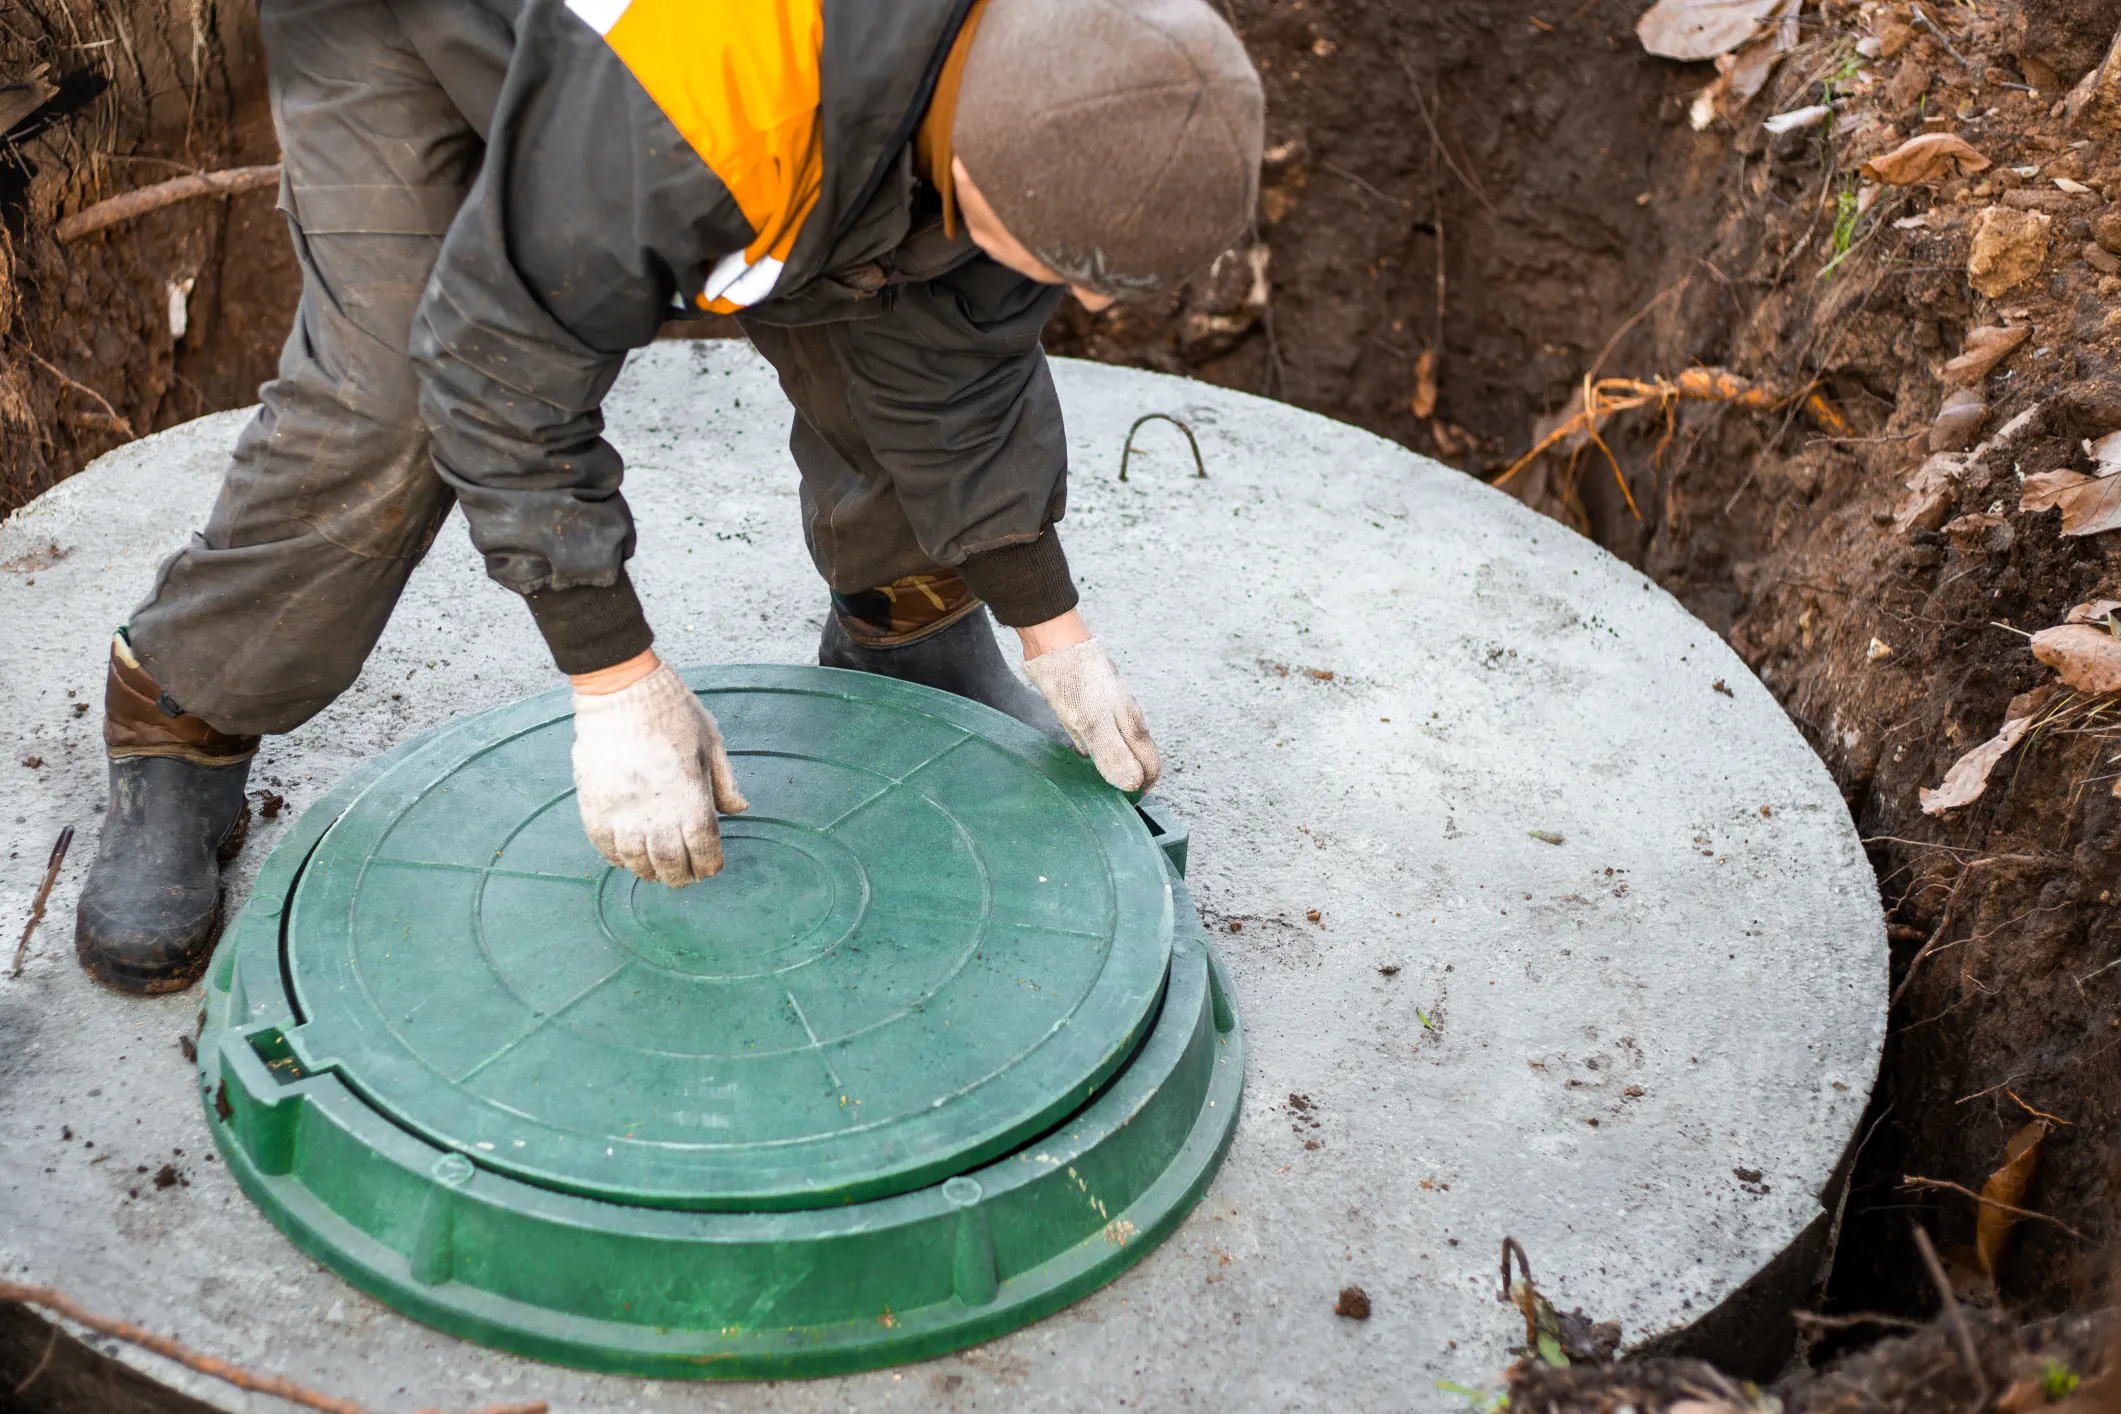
[
  {"xmin": 571, "ymin": 664, "xmax": 749, "ymax": 886},
  {"xmin": 1021, "ymin": 636, "xmax": 1161, "ymax": 793}
]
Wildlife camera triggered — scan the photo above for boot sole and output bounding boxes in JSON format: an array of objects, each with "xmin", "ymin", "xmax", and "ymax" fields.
[{"xmin": 76, "ymin": 801, "xmax": 253, "ymax": 996}]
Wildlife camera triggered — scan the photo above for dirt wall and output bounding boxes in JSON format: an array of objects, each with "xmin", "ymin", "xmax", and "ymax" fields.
[{"xmin": 1, "ymin": 0, "xmax": 294, "ymax": 515}]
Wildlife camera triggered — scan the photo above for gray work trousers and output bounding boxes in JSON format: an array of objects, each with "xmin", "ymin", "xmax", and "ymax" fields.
[{"xmin": 126, "ymin": 0, "xmax": 1028, "ymax": 737}]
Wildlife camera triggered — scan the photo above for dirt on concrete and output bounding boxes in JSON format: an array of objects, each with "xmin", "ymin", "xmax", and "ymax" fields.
[{"xmin": 10, "ymin": 0, "xmax": 2121, "ymax": 1409}]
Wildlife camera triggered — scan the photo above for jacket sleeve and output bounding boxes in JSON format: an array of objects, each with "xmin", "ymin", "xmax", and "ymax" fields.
[
  {"xmin": 409, "ymin": 0, "xmax": 755, "ymax": 674},
  {"xmin": 824, "ymin": 256, "xmax": 1078, "ymax": 627}
]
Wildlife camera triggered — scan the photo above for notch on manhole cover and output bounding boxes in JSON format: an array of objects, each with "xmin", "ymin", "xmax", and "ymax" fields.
[{"xmin": 200, "ymin": 666, "xmax": 1241, "ymax": 1377}]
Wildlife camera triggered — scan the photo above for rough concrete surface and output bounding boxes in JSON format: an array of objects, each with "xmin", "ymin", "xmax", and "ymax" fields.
[{"xmin": 0, "ymin": 344, "xmax": 1885, "ymax": 1412}]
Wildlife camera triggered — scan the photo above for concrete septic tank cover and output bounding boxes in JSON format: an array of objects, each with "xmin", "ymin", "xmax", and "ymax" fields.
[
  {"xmin": 202, "ymin": 665, "xmax": 1239, "ymax": 1375},
  {"xmin": 0, "ymin": 344, "xmax": 1884, "ymax": 1411}
]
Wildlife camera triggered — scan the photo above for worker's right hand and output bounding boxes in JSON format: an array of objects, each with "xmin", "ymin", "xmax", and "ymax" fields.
[
  {"xmin": 1022, "ymin": 635, "xmax": 1162, "ymax": 794},
  {"xmin": 570, "ymin": 661, "xmax": 748, "ymax": 887}
]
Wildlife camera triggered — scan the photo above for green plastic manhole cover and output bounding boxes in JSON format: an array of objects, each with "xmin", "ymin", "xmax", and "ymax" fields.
[{"xmin": 199, "ymin": 666, "xmax": 1242, "ymax": 1377}]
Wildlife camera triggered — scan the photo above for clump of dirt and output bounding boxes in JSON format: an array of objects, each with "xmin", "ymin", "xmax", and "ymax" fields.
[
  {"xmin": 1, "ymin": 0, "xmax": 296, "ymax": 515},
  {"xmin": 1510, "ymin": 1306, "xmax": 2113, "ymax": 1412}
]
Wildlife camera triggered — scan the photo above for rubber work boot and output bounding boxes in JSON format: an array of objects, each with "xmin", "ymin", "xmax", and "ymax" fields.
[
  {"xmin": 820, "ymin": 606, "xmax": 1069, "ymax": 745},
  {"xmin": 74, "ymin": 633, "xmax": 258, "ymax": 994}
]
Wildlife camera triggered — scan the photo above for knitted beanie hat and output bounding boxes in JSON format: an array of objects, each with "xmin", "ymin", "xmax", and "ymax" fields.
[{"xmin": 954, "ymin": 0, "xmax": 1265, "ymax": 297}]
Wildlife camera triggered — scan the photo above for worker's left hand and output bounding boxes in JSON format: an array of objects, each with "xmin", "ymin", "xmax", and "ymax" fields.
[{"xmin": 1022, "ymin": 636, "xmax": 1161, "ymax": 793}]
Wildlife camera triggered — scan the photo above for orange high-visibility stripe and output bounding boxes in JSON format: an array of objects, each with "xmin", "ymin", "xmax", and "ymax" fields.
[{"xmin": 584, "ymin": 0, "xmax": 825, "ymax": 312}]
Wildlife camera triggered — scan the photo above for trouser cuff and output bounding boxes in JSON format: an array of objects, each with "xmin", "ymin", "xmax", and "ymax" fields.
[
  {"xmin": 105, "ymin": 631, "xmax": 261, "ymax": 766},
  {"xmin": 832, "ymin": 570, "xmax": 985, "ymax": 647}
]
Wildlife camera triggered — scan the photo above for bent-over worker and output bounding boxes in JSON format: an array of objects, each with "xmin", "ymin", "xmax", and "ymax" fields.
[{"xmin": 74, "ymin": 0, "xmax": 1265, "ymax": 993}]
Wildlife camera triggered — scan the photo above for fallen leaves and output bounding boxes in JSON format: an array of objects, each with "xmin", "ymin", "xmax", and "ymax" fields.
[
  {"xmin": 1919, "ymin": 686, "xmax": 2055, "ymax": 815},
  {"xmin": 1967, "ymin": 206, "xmax": 2054, "ymax": 298},
  {"xmin": 1975, "ymin": 1121, "xmax": 2047, "ymax": 1279},
  {"xmin": 1410, "ymin": 347, "xmax": 1438, "ymax": 418},
  {"xmin": 1860, "ymin": 132, "xmax": 1990, "ymax": 185},
  {"xmin": 1927, "ymin": 597, "xmax": 2121, "ymax": 813},
  {"xmin": 1499, "ymin": 1237, "xmax": 1621, "ymax": 1369},
  {"xmin": 2030, "ymin": 601, "xmax": 2121, "ymax": 694},
  {"xmin": 2021, "ymin": 468, "xmax": 2121, "ymax": 537},
  {"xmin": 1636, "ymin": 0, "xmax": 1788, "ymax": 61},
  {"xmin": 1676, "ymin": 0, "xmax": 1801, "ymax": 126},
  {"xmin": 1893, "ymin": 452, "xmax": 1965, "ymax": 535},
  {"xmin": 1930, "ymin": 388, "xmax": 1987, "ymax": 453},
  {"xmin": 1943, "ymin": 510, "xmax": 2006, "ymax": 549},
  {"xmin": 2091, "ymin": 430, "xmax": 2121, "ymax": 477},
  {"xmin": 1942, "ymin": 324, "xmax": 2030, "ymax": 385}
]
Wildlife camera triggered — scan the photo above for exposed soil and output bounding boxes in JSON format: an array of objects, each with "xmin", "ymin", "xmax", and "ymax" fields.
[
  {"xmin": 10, "ymin": 0, "xmax": 2121, "ymax": 1409},
  {"xmin": 1060, "ymin": 0, "xmax": 2121, "ymax": 1404},
  {"xmin": 0, "ymin": 0, "xmax": 295, "ymax": 515},
  {"xmin": 1511, "ymin": 1306, "xmax": 2114, "ymax": 1412}
]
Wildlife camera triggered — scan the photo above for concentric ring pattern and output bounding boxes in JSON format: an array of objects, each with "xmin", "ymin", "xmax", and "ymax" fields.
[{"xmin": 281, "ymin": 667, "xmax": 1174, "ymax": 1211}]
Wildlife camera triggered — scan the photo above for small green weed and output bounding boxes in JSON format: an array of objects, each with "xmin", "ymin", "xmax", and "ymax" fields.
[
  {"xmin": 1435, "ymin": 1381, "xmax": 1509, "ymax": 1412},
  {"xmin": 2039, "ymin": 1359, "xmax": 2081, "ymax": 1401},
  {"xmin": 1819, "ymin": 188, "xmax": 1863, "ymax": 279}
]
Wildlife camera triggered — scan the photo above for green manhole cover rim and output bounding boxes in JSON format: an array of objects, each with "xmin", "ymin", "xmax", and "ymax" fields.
[
  {"xmin": 273, "ymin": 667, "xmax": 1175, "ymax": 1212},
  {"xmin": 198, "ymin": 682, "xmax": 1241, "ymax": 1379}
]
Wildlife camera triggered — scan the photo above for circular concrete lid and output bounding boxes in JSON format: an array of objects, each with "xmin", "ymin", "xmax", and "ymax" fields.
[
  {"xmin": 275, "ymin": 667, "xmax": 1173, "ymax": 1211},
  {"xmin": 0, "ymin": 344, "xmax": 1886, "ymax": 1410}
]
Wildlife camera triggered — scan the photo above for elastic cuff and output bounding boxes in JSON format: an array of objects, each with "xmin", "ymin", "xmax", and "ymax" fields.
[
  {"xmin": 523, "ymin": 572, "xmax": 656, "ymax": 675},
  {"xmin": 958, "ymin": 532, "xmax": 1078, "ymax": 627}
]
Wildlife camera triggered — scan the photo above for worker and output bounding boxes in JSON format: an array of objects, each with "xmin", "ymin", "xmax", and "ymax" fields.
[{"xmin": 72, "ymin": 0, "xmax": 1264, "ymax": 993}]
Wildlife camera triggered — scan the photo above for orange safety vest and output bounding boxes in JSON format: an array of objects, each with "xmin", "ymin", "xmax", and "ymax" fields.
[{"xmin": 566, "ymin": 0, "xmax": 825, "ymax": 313}]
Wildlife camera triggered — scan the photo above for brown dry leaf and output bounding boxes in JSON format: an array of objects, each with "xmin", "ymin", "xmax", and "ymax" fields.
[
  {"xmin": 1862, "ymin": 132, "xmax": 1991, "ymax": 185},
  {"xmin": 1636, "ymin": 0, "xmax": 1786, "ymax": 61},
  {"xmin": 1930, "ymin": 388, "xmax": 1988, "ymax": 453},
  {"xmin": 1410, "ymin": 347, "xmax": 1438, "ymax": 419},
  {"xmin": 1942, "ymin": 324, "xmax": 2031, "ymax": 385},
  {"xmin": 1943, "ymin": 511, "xmax": 2005, "ymax": 547},
  {"xmin": 1721, "ymin": 36, "xmax": 1782, "ymax": 105},
  {"xmin": 2093, "ymin": 430, "xmax": 2121, "ymax": 477},
  {"xmin": 1975, "ymin": 1120, "xmax": 2048, "ymax": 1278},
  {"xmin": 2032, "ymin": 623, "xmax": 2121, "ymax": 693},
  {"xmin": 2020, "ymin": 469, "xmax": 2121, "ymax": 536},
  {"xmin": 2022, "ymin": 469, "xmax": 2085, "ymax": 512},
  {"xmin": 1893, "ymin": 452, "xmax": 1964, "ymax": 535},
  {"xmin": 1714, "ymin": 0, "xmax": 1799, "ymax": 109},
  {"xmin": 1919, "ymin": 686, "xmax": 2055, "ymax": 814}
]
